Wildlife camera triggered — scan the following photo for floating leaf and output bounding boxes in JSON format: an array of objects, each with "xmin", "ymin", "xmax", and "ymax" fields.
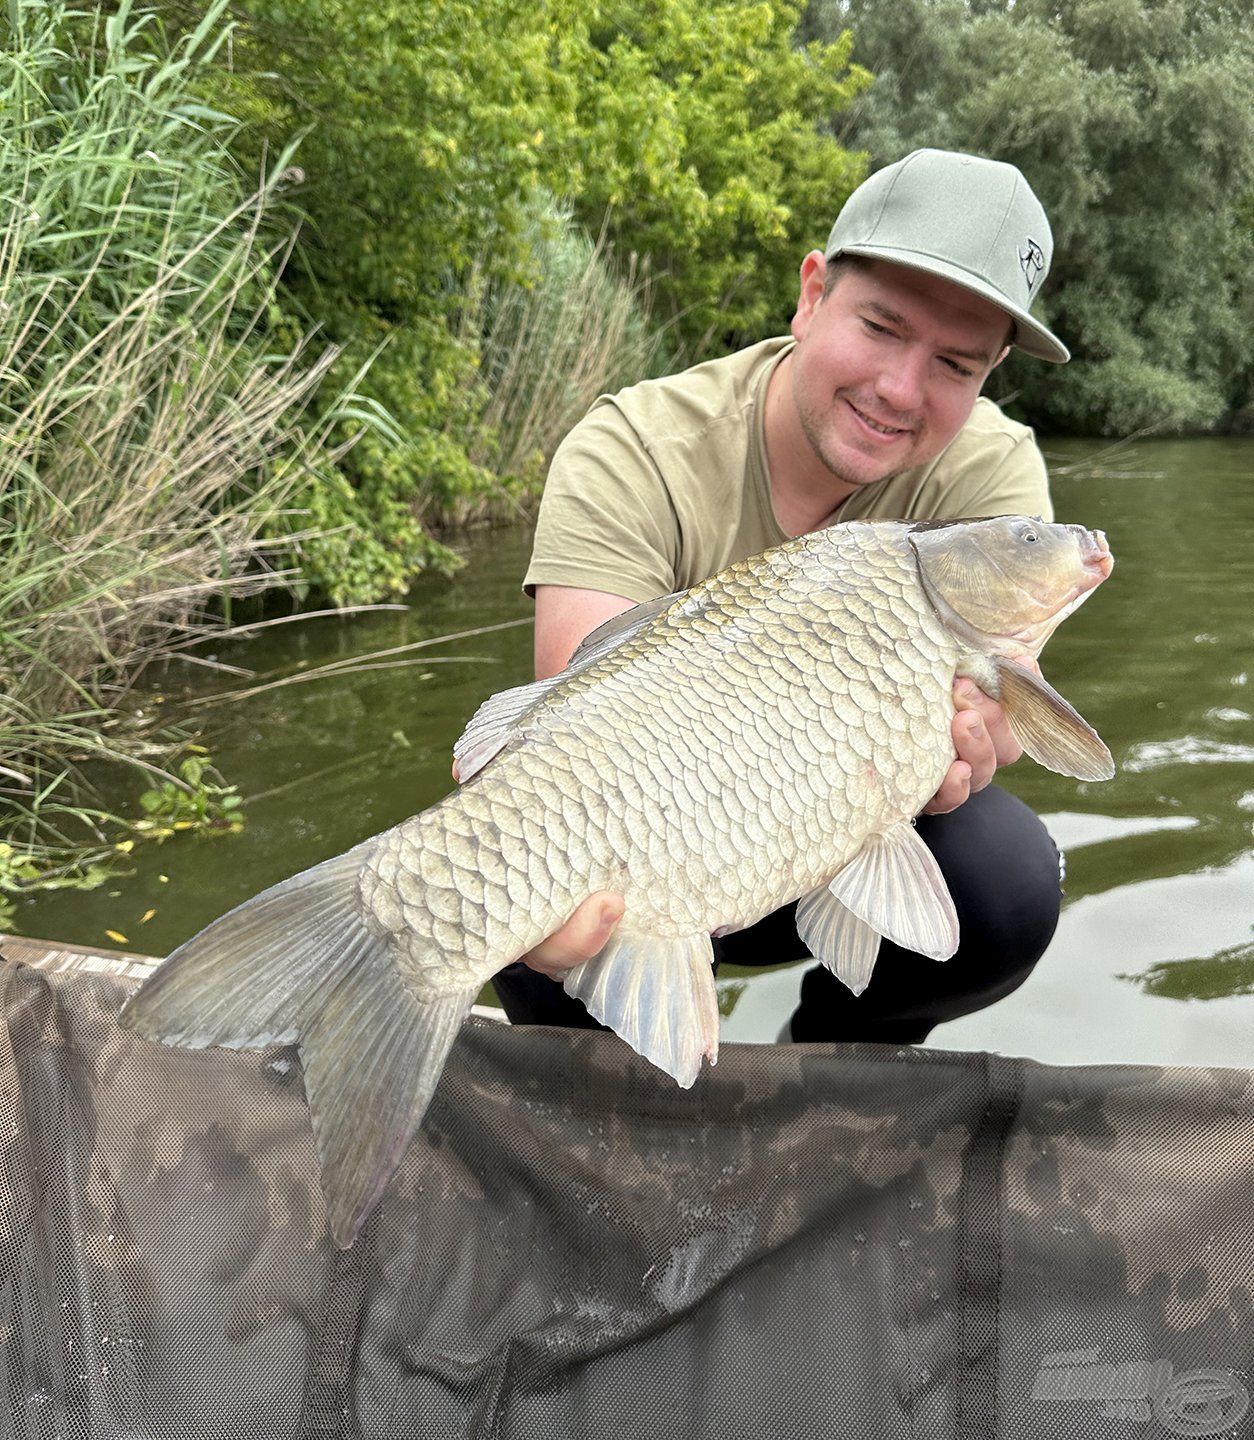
[{"xmin": 105, "ymin": 930, "xmax": 128, "ymax": 945}]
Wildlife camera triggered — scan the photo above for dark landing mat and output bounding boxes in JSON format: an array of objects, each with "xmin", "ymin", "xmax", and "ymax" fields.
[{"xmin": 1, "ymin": 942, "xmax": 1251, "ymax": 1438}]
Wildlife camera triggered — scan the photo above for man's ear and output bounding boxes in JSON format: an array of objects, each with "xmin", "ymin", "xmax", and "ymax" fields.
[
  {"xmin": 990, "ymin": 344, "xmax": 1012, "ymax": 372},
  {"xmin": 790, "ymin": 250, "xmax": 827, "ymax": 342}
]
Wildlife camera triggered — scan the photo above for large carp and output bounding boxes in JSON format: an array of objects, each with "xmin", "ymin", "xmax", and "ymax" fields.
[{"xmin": 122, "ymin": 515, "xmax": 1114, "ymax": 1246}]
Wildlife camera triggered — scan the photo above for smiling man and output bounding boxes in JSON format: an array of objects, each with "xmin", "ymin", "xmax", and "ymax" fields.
[{"xmin": 494, "ymin": 149, "xmax": 1073, "ymax": 1045}]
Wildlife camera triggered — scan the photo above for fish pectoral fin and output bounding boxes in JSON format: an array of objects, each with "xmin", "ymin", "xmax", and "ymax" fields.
[
  {"xmin": 994, "ymin": 656, "xmax": 1115, "ymax": 781},
  {"xmin": 562, "ymin": 929, "xmax": 719, "ymax": 1088},
  {"xmin": 795, "ymin": 886, "xmax": 882, "ymax": 996},
  {"xmin": 827, "ymin": 823, "xmax": 959, "ymax": 962}
]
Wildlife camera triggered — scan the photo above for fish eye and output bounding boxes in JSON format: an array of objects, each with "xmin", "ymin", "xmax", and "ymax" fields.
[{"xmin": 1022, "ymin": 530, "xmax": 1038, "ymax": 544}]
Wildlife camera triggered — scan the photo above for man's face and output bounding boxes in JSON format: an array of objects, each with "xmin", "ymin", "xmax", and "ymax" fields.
[{"xmin": 788, "ymin": 255, "xmax": 1012, "ymax": 489}]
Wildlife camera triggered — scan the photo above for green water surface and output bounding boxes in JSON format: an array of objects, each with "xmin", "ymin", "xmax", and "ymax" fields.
[{"xmin": 14, "ymin": 438, "xmax": 1254, "ymax": 1066}]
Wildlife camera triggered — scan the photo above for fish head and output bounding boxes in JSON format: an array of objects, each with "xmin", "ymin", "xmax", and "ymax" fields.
[{"xmin": 909, "ymin": 516, "xmax": 1113, "ymax": 656}]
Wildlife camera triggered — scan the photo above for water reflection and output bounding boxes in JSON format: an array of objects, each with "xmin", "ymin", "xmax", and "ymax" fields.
[
  {"xmin": 12, "ymin": 438, "xmax": 1254, "ymax": 1064},
  {"xmin": 1130, "ymin": 941, "xmax": 1254, "ymax": 1002}
]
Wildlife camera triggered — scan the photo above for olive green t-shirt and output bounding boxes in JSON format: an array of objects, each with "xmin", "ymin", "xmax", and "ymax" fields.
[{"xmin": 524, "ymin": 336, "xmax": 1051, "ymax": 603}]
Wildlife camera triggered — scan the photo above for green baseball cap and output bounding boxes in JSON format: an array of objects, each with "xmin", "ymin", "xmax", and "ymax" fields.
[{"xmin": 826, "ymin": 149, "xmax": 1069, "ymax": 364}]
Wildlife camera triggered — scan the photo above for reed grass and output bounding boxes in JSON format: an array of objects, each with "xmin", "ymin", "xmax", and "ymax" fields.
[
  {"xmin": 0, "ymin": 0, "xmax": 352, "ymax": 879},
  {"xmin": 457, "ymin": 198, "xmax": 669, "ymax": 502}
]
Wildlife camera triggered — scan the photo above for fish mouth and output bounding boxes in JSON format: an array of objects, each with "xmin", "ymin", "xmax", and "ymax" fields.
[{"xmin": 1073, "ymin": 526, "xmax": 1114, "ymax": 588}]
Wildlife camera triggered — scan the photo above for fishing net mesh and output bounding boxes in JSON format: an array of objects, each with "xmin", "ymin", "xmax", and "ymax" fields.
[{"xmin": 2, "ymin": 939, "xmax": 1251, "ymax": 1439}]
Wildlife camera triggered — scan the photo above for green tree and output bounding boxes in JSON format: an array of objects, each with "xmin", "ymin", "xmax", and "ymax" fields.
[
  {"xmin": 184, "ymin": 0, "xmax": 870, "ymax": 600},
  {"xmin": 548, "ymin": 0, "xmax": 872, "ymax": 355},
  {"xmin": 804, "ymin": 0, "xmax": 1254, "ymax": 435}
]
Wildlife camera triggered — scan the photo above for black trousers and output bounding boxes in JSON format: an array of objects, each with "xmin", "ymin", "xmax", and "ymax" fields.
[{"xmin": 491, "ymin": 784, "xmax": 1062, "ymax": 1045}]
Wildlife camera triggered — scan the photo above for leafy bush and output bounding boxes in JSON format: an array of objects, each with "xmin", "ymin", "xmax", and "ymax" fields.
[
  {"xmin": 187, "ymin": 0, "xmax": 577, "ymax": 600},
  {"xmin": 551, "ymin": 0, "xmax": 872, "ymax": 355},
  {"xmin": 187, "ymin": 0, "xmax": 871, "ymax": 600}
]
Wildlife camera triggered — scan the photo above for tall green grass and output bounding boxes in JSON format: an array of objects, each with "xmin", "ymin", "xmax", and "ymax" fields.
[
  {"xmin": 457, "ymin": 198, "xmax": 669, "ymax": 510},
  {"xmin": 0, "ymin": 0, "xmax": 351, "ymax": 887}
]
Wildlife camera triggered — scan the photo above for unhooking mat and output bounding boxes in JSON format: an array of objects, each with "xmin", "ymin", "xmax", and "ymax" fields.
[{"xmin": 1, "ymin": 938, "xmax": 1252, "ymax": 1439}]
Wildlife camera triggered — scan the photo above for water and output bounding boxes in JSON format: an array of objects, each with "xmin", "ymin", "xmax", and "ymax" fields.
[{"xmin": 13, "ymin": 438, "xmax": 1254, "ymax": 1066}]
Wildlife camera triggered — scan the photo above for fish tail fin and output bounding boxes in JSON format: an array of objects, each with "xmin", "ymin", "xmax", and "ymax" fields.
[{"xmin": 120, "ymin": 841, "xmax": 475, "ymax": 1247}]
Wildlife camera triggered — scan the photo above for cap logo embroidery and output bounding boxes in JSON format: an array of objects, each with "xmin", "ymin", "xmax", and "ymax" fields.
[{"xmin": 1019, "ymin": 238, "xmax": 1045, "ymax": 293}]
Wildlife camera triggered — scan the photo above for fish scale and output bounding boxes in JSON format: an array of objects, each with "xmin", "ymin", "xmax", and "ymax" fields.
[
  {"xmin": 122, "ymin": 515, "xmax": 1114, "ymax": 1246},
  {"xmin": 361, "ymin": 524, "xmax": 959, "ymax": 974}
]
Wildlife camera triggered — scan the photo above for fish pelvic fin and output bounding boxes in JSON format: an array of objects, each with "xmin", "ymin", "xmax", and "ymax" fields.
[
  {"xmin": 826, "ymin": 822, "xmax": 959, "ymax": 963},
  {"xmin": 119, "ymin": 840, "xmax": 474, "ymax": 1248},
  {"xmin": 562, "ymin": 929, "xmax": 719, "ymax": 1088},
  {"xmin": 993, "ymin": 656, "xmax": 1115, "ymax": 781}
]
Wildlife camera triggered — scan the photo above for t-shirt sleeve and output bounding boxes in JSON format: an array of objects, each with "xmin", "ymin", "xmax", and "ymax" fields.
[
  {"xmin": 523, "ymin": 402, "xmax": 681, "ymax": 603},
  {"xmin": 943, "ymin": 430, "xmax": 1054, "ymax": 524}
]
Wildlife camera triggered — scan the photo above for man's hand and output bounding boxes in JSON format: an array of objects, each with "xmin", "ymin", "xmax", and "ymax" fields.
[
  {"xmin": 922, "ymin": 659, "xmax": 1036, "ymax": 815},
  {"xmin": 520, "ymin": 892, "xmax": 625, "ymax": 979}
]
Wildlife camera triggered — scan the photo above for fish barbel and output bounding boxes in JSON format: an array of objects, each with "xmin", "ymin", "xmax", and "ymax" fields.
[{"xmin": 121, "ymin": 516, "xmax": 1115, "ymax": 1245}]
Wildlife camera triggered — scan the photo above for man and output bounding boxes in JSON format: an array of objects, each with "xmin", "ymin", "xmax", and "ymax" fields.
[{"xmin": 492, "ymin": 148, "xmax": 1071, "ymax": 1043}]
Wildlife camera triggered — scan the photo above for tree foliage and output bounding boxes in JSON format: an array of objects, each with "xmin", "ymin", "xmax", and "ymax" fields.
[
  {"xmin": 804, "ymin": 0, "xmax": 1254, "ymax": 434},
  {"xmin": 189, "ymin": 0, "xmax": 870, "ymax": 600},
  {"xmin": 551, "ymin": 1, "xmax": 871, "ymax": 354}
]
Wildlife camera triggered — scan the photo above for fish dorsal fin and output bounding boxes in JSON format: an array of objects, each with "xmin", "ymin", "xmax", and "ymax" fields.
[
  {"xmin": 567, "ymin": 588, "xmax": 687, "ymax": 667},
  {"xmin": 562, "ymin": 926, "xmax": 719, "ymax": 1088},
  {"xmin": 453, "ymin": 589, "xmax": 688, "ymax": 783},
  {"xmin": 795, "ymin": 885, "xmax": 882, "ymax": 996},
  {"xmin": 452, "ymin": 675, "xmax": 566, "ymax": 782},
  {"xmin": 827, "ymin": 823, "xmax": 959, "ymax": 962},
  {"xmin": 993, "ymin": 656, "xmax": 1115, "ymax": 781}
]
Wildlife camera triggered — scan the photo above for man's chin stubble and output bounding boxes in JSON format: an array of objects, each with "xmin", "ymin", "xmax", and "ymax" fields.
[
  {"xmin": 799, "ymin": 409, "xmax": 909, "ymax": 490},
  {"xmin": 813, "ymin": 438, "xmax": 906, "ymax": 490}
]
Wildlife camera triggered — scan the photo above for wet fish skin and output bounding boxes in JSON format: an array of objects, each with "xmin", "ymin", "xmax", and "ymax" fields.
[
  {"xmin": 121, "ymin": 516, "xmax": 1114, "ymax": 1246},
  {"xmin": 363, "ymin": 523, "xmax": 956, "ymax": 983}
]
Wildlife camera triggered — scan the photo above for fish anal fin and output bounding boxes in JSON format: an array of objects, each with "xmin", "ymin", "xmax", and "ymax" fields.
[
  {"xmin": 562, "ymin": 929, "xmax": 719, "ymax": 1088},
  {"xmin": 795, "ymin": 886, "xmax": 882, "ymax": 996},
  {"xmin": 994, "ymin": 656, "xmax": 1115, "ymax": 782},
  {"xmin": 827, "ymin": 823, "xmax": 959, "ymax": 962},
  {"xmin": 300, "ymin": 967, "xmax": 472, "ymax": 1248}
]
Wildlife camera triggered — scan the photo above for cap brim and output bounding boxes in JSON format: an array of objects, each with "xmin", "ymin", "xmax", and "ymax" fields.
[{"xmin": 829, "ymin": 243, "xmax": 1070, "ymax": 364}]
